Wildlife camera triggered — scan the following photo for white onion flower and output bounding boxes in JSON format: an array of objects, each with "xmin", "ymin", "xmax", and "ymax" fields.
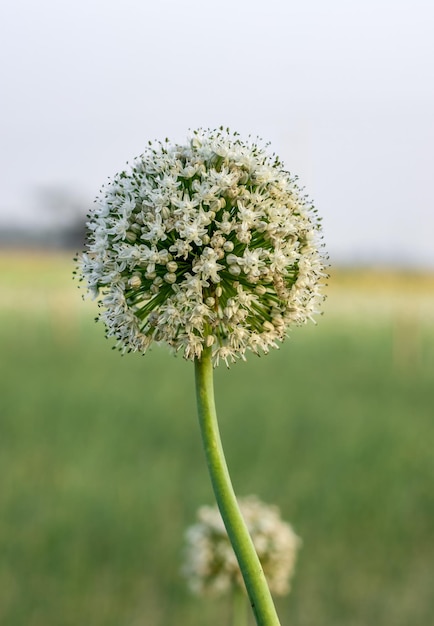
[
  {"xmin": 77, "ymin": 128, "xmax": 326, "ymax": 365},
  {"xmin": 182, "ymin": 496, "xmax": 301, "ymax": 597}
]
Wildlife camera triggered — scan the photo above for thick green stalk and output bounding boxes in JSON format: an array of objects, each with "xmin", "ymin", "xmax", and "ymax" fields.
[{"xmin": 194, "ymin": 346, "xmax": 281, "ymax": 626}]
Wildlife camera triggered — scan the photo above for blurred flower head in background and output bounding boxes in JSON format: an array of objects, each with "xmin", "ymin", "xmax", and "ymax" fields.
[
  {"xmin": 77, "ymin": 128, "xmax": 326, "ymax": 365},
  {"xmin": 182, "ymin": 496, "xmax": 301, "ymax": 597}
]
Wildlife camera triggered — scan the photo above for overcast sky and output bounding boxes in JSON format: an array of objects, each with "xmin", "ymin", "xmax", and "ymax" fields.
[{"xmin": 1, "ymin": 0, "xmax": 433, "ymax": 266}]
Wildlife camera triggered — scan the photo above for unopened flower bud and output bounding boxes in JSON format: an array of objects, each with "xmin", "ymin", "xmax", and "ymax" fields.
[
  {"xmin": 164, "ymin": 272, "xmax": 177, "ymax": 284},
  {"xmin": 128, "ymin": 274, "xmax": 142, "ymax": 289},
  {"xmin": 205, "ymin": 334, "xmax": 215, "ymax": 347},
  {"xmin": 166, "ymin": 261, "xmax": 178, "ymax": 273},
  {"xmin": 229, "ymin": 264, "xmax": 241, "ymax": 276},
  {"xmin": 226, "ymin": 254, "xmax": 238, "ymax": 265},
  {"xmin": 125, "ymin": 231, "xmax": 137, "ymax": 243}
]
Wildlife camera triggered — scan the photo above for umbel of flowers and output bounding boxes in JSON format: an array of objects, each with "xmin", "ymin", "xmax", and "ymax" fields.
[
  {"xmin": 77, "ymin": 127, "xmax": 326, "ymax": 366},
  {"xmin": 183, "ymin": 496, "xmax": 301, "ymax": 597}
]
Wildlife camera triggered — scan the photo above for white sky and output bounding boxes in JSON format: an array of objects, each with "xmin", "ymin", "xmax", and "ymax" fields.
[{"xmin": 0, "ymin": 0, "xmax": 433, "ymax": 266}]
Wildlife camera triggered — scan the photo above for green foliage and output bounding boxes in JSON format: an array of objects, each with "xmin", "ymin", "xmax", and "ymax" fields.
[{"xmin": 0, "ymin": 261, "xmax": 433, "ymax": 625}]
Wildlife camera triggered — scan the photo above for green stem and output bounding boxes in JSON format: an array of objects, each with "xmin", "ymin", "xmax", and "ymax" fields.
[{"xmin": 194, "ymin": 346, "xmax": 281, "ymax": 626}]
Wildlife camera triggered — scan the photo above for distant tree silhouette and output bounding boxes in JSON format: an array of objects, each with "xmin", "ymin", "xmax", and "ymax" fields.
[{"xmin": 34, "ymin": 185, "xmax": 89, "ymax": 248}]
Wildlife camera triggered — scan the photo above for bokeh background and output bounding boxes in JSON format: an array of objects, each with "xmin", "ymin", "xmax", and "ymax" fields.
[{"xmin": 1, "ymin": 1, "xmax": 433, "ymax": 624}]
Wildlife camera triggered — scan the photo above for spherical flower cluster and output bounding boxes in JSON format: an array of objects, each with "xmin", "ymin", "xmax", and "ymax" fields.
[
  {"xmin": 77, "ymin": 128, "xmax": 326, "ymax": 365},
  {"xmin": 182, "ymin": 496, "xmax": 301, "ymax": 597}
]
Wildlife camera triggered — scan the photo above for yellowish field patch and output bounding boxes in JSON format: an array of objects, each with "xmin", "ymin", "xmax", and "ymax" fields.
[
  {"xmin": 0, "ymin": 249, "xmax": 90, "ymax": 317},
  {"xmin": 1, "ymin": 250, "xmax": 433, "ymax": 323},
  {"xmin": 326, "ymin": 268, "xmax": 434, "ymax": 322}
]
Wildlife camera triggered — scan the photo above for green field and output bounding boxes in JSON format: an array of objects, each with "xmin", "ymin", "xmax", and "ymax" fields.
[{"xmin": 1, "ymin": 252, "xmax": 433, "ymax": 625}]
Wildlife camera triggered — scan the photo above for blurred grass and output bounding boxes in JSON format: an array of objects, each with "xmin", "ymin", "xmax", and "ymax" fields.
[{"xmin": 0, "ymin": 251, "xmax": 433, "ymax": 625}]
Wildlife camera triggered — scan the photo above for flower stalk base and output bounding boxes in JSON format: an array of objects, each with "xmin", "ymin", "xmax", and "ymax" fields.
[{"xmin": 194, "ymin": 346, "xmax": 281, "ymax": 626}]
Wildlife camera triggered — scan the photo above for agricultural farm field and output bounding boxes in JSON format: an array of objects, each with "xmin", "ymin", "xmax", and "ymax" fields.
[{"xmin": 1, "ymin": 251, "xmax": 433, "ymax": 626}]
